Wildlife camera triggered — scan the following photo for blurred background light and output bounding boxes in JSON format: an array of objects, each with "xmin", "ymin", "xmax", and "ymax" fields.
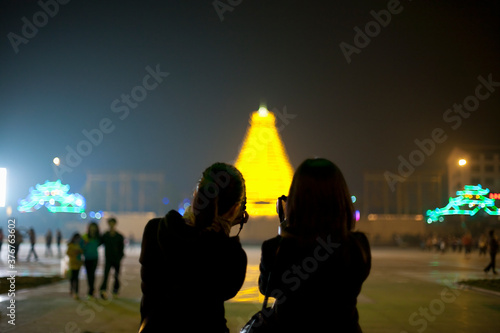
[{"xmin": 0, "ymin": 168, "xmax": 6, "ymax": 207}]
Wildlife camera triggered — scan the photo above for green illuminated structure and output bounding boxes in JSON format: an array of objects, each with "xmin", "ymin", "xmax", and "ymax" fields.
[
  {"xmin": 426, "ymin": 184, "xmax": 500, "ymax": 223},
  {"xmin": 17, "ymin": 180, "xmax": 86, "ymax": 213}
]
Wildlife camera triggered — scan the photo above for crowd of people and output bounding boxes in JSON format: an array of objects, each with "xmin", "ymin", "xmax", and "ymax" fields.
[
  {"xmin": 0, "ymin": 227, "xmax": 63, "ymax": 261},
  {"xmin": 423, "ymin": 232, "xmax": 498, "ymax": 258},
  {"xmin": 0, "ymin": 219, "xmax": 125, "ymax": 301}
]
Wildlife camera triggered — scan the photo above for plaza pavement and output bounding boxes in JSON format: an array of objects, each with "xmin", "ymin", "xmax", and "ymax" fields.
[{"xmin": 0, "ymin": 244, "xmax": 499, "ymax": 332}]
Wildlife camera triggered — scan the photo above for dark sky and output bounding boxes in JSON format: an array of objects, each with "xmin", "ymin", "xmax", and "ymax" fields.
[{"xmin": 1, "ymin": 0, "xmax": 499, "ymax": 210}]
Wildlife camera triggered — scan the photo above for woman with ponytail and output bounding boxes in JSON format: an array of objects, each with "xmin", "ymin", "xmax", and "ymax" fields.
[{"xmin": 139, "ymin": 162, "xmax": 248, "ymax": 333}]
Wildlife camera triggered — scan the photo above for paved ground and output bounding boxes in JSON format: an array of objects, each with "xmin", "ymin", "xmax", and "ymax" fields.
[{"xmin": 0, "ymin": 244, "xmax": 499, "ymax": 332}]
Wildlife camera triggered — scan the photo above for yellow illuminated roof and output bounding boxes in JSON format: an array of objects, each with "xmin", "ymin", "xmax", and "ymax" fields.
[{"xmin": 235, "ymin": 107, "xmax": 294, "ymax": 216}]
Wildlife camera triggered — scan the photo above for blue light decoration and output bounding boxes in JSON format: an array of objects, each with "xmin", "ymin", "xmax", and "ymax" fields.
[
  {"xmin": 426, "ymin": 184, "xmax": 500, "ymax": 224},
  {"xmin": 17, "ymin": 180, "xmax": 86, "ymax": 214},
  {"xmin": 178, "ymin": 198, "xmax": 191, "ymax": 216}
]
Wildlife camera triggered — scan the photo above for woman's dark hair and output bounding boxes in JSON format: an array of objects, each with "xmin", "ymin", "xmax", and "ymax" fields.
[
  {"xmin": 192, "ymin": 162, "xmax": 245, "ymax": 230},
  {"xmin": 68, "ymin": 232, "xmax": 81, "ymax": 244},
  {"xmin": 87, "ymin": 221, "xmax": 100, "ymax": 239},
  {"xmin": 285, "ymin": 158, "xmax": 354, "ymax": 240}
]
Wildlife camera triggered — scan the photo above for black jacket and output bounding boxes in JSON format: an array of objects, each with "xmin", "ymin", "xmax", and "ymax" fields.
[
  {"xmin": 259, "ymin": 231, "xmax": 371, "ymax": 332},
  {"xmin": 101, "ymin": 231, "xmax": 124, "ymax": 261},
  {"xmin": 139, "ymin": 210, "xmax": 247, "ymax": 332}
]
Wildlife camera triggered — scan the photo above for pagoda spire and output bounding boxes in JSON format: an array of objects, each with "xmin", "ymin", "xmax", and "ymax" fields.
[{"xmin": 235, "ymin": 107, "xmax": 294, "ymax": 216}]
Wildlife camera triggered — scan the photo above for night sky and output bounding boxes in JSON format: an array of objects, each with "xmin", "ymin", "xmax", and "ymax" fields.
[{"xmin": 1, "ymin": 0, "xmax": 499, "ymax": 211}]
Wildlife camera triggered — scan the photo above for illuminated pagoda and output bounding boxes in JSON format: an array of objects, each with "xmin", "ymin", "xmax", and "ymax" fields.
[
  {"xmin": 235, "ymin": 106, "xmax": 294, "ymax": 216},
  {"xmin": 18, "ymin": 179, "xmax": 86, "ymax": 213},
  {"xmin": 426, "ymin": 184, "xmax": 500, "ymax": 223}
]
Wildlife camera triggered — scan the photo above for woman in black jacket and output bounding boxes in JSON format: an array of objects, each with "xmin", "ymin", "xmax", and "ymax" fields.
[
  {"xmin": 139, "ymin": 162, "xmax": 248, "ymax": 332},
  {"xmin": 259, "ymin": 158, "xmax": 371, "ymax": 332}
]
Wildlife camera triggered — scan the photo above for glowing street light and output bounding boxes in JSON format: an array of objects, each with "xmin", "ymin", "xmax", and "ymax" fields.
[
  {"xmin": 458, "ymin": 159, "xmax": 467, "ymax": 166},
  {"xmin": 53, "ymin": 157, "xmax": 61, "ymax": 166}
]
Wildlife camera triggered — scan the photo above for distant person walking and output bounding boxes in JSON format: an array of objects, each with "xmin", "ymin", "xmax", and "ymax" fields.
[
  {"xmin": 13, "ymin": 229, "xmax": 23, "ymax": 260},
  {"xmin": 27, "ymin": 227, "xmax": 39, "ymax": 262},
  {"xmin": 56, "ymin": 229, "xmax": 62, "ymax": 257},
  {"xmin": 81, "ymin": 222, "xmax": 101, "ymax": 299},
  {"xmin": 67, "ymin": 233, "xmax": 84, "ymax": 299},
  {"xmin": 45, "ymin": 229, "xmax": 53, "ymax": 257},
  {"xmin": 99, "ymin": 217, "xmax": 125, "ymax": 300},
  {"xmin": 484, "ymin": 230, "xmax": 498, "ymax": 275},
  {"xmin": 462, "ymin": 232, "xmax": 473, "ymax": 258},
  {"xmin": 0, "ymin": 228, "xmax": 4, "ymax": 258}
]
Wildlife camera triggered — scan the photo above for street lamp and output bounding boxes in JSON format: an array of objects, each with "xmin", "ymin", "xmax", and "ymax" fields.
[
  {"xmin": 53, "ymin": 157, "xmax": 61, "ymax": 166},
  {"xmin": 458, "ymin": 159, "xmax": 467, "ymax": 166}
]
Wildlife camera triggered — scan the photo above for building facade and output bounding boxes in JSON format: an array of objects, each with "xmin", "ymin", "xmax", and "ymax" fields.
[{"xmin": 83, "ymin": 171, "xmax": 168, "ymax": 215}]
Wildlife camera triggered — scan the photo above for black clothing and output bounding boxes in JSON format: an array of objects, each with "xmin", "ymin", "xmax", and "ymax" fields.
[
  {"xmin": 70, "ymin": 269, "xmax": 80, "ymax": 294},
  {"xmin": 484, "ymin": 236, "xmax": 498, "ymax": 273},
  {"xmin": 85, "ymin": 259, "xmax": 98, "ymax": 296},
  {"xmin": 484, "ymin": 252, "xmax": 497, "ymax": 273},
  {"xmin": 100, "ymin": 260, "xmax": 121, "ymax": 293},
  {"xmin": 259, "ymin": 231, "xmax": 371, "ymax": 333},
  {"xmin": 27, "ymin": 229, "xmax": 38, "ymax": 261},
  {"xmin": 139, "ymin": 210, "xmax": 247, "ymax": 333},
  {"xmin": 101, "ymin": 231, "xmax": 125, "ymax": 261},
  {"xmin": 100, "ymin": 230, "xmax": 124, "ymax": 293}
]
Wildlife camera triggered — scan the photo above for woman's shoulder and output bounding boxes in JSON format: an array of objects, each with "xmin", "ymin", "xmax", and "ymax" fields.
[
  {"xmin": 349, "ymin": 231, "xmax": 371, "ymax": 265},
  {"xmin": 262, "ymin": 235, "xmax": 282, "ymax": 250},
  {"xmin": 143, "ymin": 211, "xmax": 180, "ymax": 235},
  {"xmin": 144, "ymin": 217, "xmax": 162, "ymax": 232}
]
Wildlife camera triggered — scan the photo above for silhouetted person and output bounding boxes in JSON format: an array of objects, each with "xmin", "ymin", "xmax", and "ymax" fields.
[
  {"xmin": 0, "ymin": 228, "xmax": 3, "ymax": 258},
  {"xmin": 258, "ymin": 158, "xmax": 371, "ymax": 332},
  {"xmin": 56, "ymin": 229, "xmax": 62, "ymax": 257},
  {"xmin": 100, "ymin": 217, "xmax": 125, "ymax": 299},
  {"xmin": 45, "ymin": 229, "xmax": 53, "ymax": 257},
  {"xmin": 139, "ymin": 162, "xmax": 248, "ymax": 333},
  {"xmin": 27, "ymin": 227, "xmax": 38, "ymax": 262},
  {"xmin": 484, "ymin": 230, "xmax": 498, "ymax": 274},
  {"xmin": 462, "ymin": 232, "xmax": 472, "ymax": 258},
  {"xmin": 13, "ymin": 229, "xmax": 23, "ymax": 260},
  {"xmin": 67, "ymin": 233, "xmax": 83, "ymax": 299},
  {"xmin": 81, "ymin": 222, "xmax": 101, "ymax": 299}
]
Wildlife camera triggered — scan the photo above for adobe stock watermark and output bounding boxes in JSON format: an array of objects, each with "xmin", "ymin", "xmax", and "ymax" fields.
[
  {"xmin": 213, "ymin": 0, "xmax": 243, "ymax": 22},
  {"xmin": 339, "ymin": 0, "xmax": 408, "ymax": 64},
  {"xmin": 7, "ymin": 0, "xmax": 72, "ymax": 54},
  {"xmin": 385, "ymin": 73, "xmax": 499, "ymax": 192},
  {"xmin": 52, "ymin": 64, "xmax": 169, "ymax": 179},
  {"xmin": 237, "ymin": 235, "xmax": 340, "ymax": 330},
  {"xmin": 400, "ymin": 280, "xmax": 460, "ymax": 333}
]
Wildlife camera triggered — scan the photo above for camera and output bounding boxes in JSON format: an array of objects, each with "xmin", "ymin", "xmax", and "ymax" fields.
[
  {"xmin": 234, "ymin": 196, "xmax": 248, "ymax": 227},
  {"xmin": 276, "ymin": 195, "xmax": 287, "ymax": 223}
]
